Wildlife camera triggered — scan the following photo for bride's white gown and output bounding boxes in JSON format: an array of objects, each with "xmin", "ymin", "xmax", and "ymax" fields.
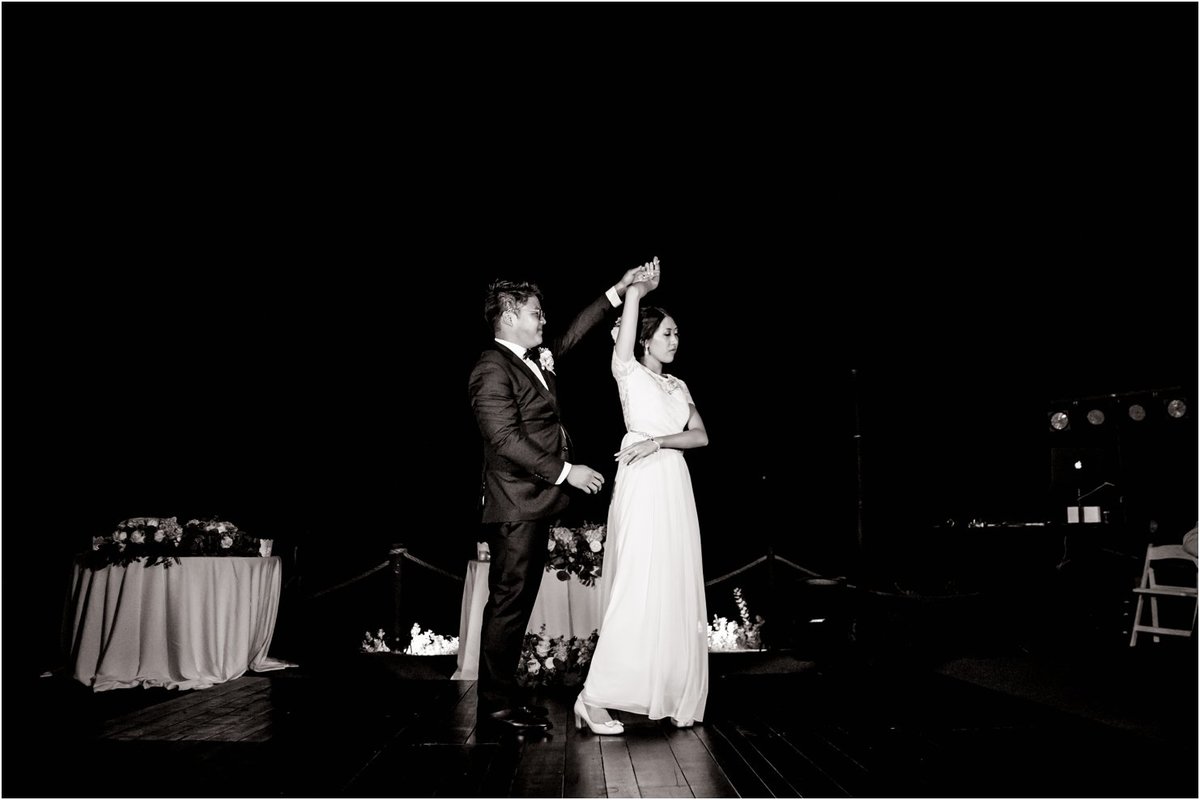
[{"xmin": 580, "ymin": 351, "xmax": 708, "ymax": 725}]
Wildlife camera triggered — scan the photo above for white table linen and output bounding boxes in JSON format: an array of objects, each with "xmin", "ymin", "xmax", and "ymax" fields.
[{"xmin": 69, "ymin": 556, "xmax": 295, "ymax": 691}]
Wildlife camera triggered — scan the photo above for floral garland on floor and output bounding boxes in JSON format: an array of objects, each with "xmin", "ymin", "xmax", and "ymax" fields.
[
  {"xmin": 707, "ymin": 587, "xmax": 765, "ymax": 651},
  {"xmin": 516, "ymin": 624, "xmax": 599, "ymax": 688},
  {"xmin": 546, "ymin": 522, "xmax": 606, "ymax": 586},
  {"xmin": 361, "ymin": 625, "xmax": 459, "ymax": 655},
  {"xmin": 87, "ymin": 517, "xmax": 269, "ymax": 569},
  {"xmin": 404, "ymin": 624, "xmax": 458, "ymax": 655}
]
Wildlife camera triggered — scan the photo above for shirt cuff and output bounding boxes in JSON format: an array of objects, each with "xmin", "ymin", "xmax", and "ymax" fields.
[
  {"xmin": 555, "ymin": 462, "xmax": 572, "ymax": 485},
  {"xmin": 606, "ymin": 286, "xmax": 622, "ymax": 307}
]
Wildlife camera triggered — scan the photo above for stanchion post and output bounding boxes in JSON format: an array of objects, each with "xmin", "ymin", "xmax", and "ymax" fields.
[
  {"xmin": 766, "ymin": 545, "xmax": 777, "ymax": 651},
  {"xmin": 390, "ymin": 543, "xmax": 409, "ymax": 652}
]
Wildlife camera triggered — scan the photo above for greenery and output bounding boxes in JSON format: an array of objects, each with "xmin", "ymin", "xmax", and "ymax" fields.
[
  {"xmin": 708, "ymin": 587, "xmax": 765, "ymax": 651},
  {"xmin": 546, "ymin": 522, "xmax": 606, "ymax": 586},
  {"xmin": 87, "ymin": 516, "xmax": 267, "ymax": 569},
  {"xmin": 515, "ymin": 624, "xmax": 600, "ymax": 688}
]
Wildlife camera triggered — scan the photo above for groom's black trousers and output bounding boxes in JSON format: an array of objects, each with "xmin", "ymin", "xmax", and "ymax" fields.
[{"xmin": 478, "ymin": 519, "xmax": 550, "ymax": 714}]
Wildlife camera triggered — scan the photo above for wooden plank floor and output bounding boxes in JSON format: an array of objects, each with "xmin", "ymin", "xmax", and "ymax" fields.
[{"xmin": 7, "ymin": 647, "xmax": 1196, "ymax": 798}]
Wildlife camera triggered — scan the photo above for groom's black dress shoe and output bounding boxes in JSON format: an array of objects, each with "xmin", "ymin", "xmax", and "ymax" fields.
[{"xmin": 479, "ymin": 708, "xmax": 552, "ymax": 734}]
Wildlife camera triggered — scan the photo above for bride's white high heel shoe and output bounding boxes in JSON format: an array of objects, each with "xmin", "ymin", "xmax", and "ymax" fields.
[{"xmin": 573, "ymin": 695, "xmax": 624, "ymax": 735}]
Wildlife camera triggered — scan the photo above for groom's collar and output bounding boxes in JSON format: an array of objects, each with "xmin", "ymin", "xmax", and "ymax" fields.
[{"xmin": 495, "ymin": 338, "xmax": 532, "ymax": 360}]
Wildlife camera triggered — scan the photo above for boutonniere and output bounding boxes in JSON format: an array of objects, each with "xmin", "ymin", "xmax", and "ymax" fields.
[{"xmin": 538, "ymin": 348, "xmax": 556, "ymax": 374}]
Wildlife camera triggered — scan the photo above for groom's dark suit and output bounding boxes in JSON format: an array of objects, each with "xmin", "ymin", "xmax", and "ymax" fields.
[{"xmin": 468, "ymin": 293, "xmax": 612, "ymax": 715}]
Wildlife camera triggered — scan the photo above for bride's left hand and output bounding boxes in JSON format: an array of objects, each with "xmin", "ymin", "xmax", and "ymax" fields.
[{"xmin": 614, "ymin": 439, "xmax": 659, "ymax": 466}]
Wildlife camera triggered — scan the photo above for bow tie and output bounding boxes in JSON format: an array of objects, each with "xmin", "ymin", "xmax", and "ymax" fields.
[{"xmin": 524, "ymin": 347, "xmax": 543, "ymax": 365}]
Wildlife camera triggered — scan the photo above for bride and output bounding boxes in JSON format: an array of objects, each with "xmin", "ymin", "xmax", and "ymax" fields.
[{"xmin": 575, "ymin": 259, "xmax": 710, "ymax": 733}]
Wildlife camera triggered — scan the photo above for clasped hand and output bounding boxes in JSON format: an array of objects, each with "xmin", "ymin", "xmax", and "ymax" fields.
[
  {"xmin": 617, "ymin": 258, "xmax": 661, "ymax": 295},
  {"xmin": 614, "ymin": 438, "xmax": 659, "ymax": 466}
]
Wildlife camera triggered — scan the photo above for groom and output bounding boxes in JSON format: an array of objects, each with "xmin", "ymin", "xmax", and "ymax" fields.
[{"xmin": 469, "ymin": 266, "xmax": 642, "ymax": 734}]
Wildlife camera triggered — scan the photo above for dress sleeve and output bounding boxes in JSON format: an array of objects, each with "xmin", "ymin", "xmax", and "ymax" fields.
[
  {"xmin": 611, "ymin": 348, "xmax": 637, "ymax": 379},
  {"xmin": 676, "ymin": 377, "xmax": 694, "ymax": 406}
]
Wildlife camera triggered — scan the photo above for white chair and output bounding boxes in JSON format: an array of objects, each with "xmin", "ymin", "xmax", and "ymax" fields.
[{"xmin": 1128, "ymin": 543, "xmax": 1198, "ymax": 646}]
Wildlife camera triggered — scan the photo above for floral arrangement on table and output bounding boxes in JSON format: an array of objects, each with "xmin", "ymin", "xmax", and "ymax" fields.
[
  {"xmin": 707, "ymin": 587, "xmax": 765, "ymax": 651},
  {"xmin": 516, "ymin": 624, "xmax": 600, "ymax": 688},
  {"xmin": 179, "ymin": 518, "xmax": 265, "ymax": 557},
  {"xmin": 546, "ymin": 522, "xmax": 606, "ymax": 586},
  {"xmin": 88, "ymin": 517, "xmax": 184, "ymax": 568},
  {"xmin": 87, "ymin": 516, "xmax": 270, "ymax": 569}
]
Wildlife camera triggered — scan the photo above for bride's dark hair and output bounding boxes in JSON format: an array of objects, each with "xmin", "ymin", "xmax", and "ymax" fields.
[{"xmin": 635, "ymin": 306, "xmax": 671, "ymax": 362}]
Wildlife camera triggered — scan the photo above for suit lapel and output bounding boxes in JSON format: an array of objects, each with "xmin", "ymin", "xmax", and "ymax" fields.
[{"xmin": 494, "ymin": 344, "xmax": 558, "ymax": 412}]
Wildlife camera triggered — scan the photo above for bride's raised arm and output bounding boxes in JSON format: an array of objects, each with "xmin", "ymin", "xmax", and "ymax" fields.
[{"xmin": 614, "ymin": 258, "xmax": 659, "ymax": 362}]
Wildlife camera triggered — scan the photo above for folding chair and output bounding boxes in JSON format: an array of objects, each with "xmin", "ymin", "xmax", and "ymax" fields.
[{"xmin": 1128, "ymin": 543, "xmax": 1198, "ymax": 646}]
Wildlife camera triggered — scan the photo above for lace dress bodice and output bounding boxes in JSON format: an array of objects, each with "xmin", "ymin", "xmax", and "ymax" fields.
[{"xmin": 612, "ymin": 351, "xmax": 694, "ymax": 439}]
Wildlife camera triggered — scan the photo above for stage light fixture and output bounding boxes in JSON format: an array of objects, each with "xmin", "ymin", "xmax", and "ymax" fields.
[
  {"xmin": 1128, "ymin": 403, "xmax": 1146, "ymax": 422},
  {"xmin": 1050, "ymin": 411, "xmax": 1070, "ymax": 431},
  {"xmin": 1086, "ymin": 409, "xmax": 1106, "ymax": 425},
  {"xmin": 1166, "ymin": 398, "xmax": 1188, "ymax": 419}
]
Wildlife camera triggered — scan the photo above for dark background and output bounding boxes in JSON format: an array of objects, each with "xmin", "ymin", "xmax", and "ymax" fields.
[{"xmin": 4, "ymin": 5, "xmax": 1196, "ymax": 671}]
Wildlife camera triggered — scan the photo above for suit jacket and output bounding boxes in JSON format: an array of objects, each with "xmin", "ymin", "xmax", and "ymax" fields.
[{"xmin": 469, "ymin": 293, "xmax": 612, "ymax": 523}]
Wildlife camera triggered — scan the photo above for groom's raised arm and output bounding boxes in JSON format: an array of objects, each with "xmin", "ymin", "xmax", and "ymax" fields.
[{"xmin": 549, "ymin": 265, "xmax": 645, "ymax": 358}]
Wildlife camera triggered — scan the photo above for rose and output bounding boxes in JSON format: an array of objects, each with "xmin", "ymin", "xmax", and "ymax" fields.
[
  {"xmin": 130, "ymin": 531, "xmax": 145, "ymax": 544},
  {"xmin": 539, "ymin": 349, "xmax": 556, "ymax": 374},
  {"xmin": 154, "ymin": 529, "xmax": 166, "ymax": 542}
]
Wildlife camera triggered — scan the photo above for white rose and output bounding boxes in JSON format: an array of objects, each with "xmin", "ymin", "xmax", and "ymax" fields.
[
  {"xmin": 220, "ymin": 535, "xmax": 234, "ymax": 549},
  {"xmin": 154, "ymin": 530, "xmax": 166, "ymax": 542},
  {"xmin": 130, "ymin": 532, "xmax": 145, "ymax": 544},
  {"xmin": 115, "ymin": 531, "xmax": 128, "ymax": 541},
  {"xmin": 544, "ymin": 657, "xmax": 556, "ymax": 669},
  {"xmin": 589, "ymin": 540, "xmax": 602, "ymax": 553}
]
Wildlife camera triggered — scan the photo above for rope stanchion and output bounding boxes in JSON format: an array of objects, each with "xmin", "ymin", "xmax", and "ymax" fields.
[
  {"xmin": 309, "ymin": 561, "xmax": 389, "ymax": 599},
  {"xmin": 704, "ymin": 556, "xmax": 767, "ymax": 587},
  {"xmin": 773, "ymin": 555, "xmax": 822, "ymax": 578},
  {"xmin": 703, "ymin": 554, "xmax": 829, "ymax": 587},
  {"xmin": 402, "ymin": 551, "xmax": 466, "ymax": 582},
  {"xmin": 308, "ymin": 549, "xmax": 465, "ymax": 600}
]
